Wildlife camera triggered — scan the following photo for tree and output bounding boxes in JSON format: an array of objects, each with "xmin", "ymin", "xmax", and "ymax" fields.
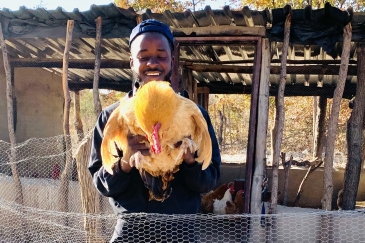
[
  {"xmin": 230, "ymin": 0, "xmax": 365, "ymax": 11},
  {"xmin": 114, "ymin": 0, "xmax": 210, "ymax": 12}
]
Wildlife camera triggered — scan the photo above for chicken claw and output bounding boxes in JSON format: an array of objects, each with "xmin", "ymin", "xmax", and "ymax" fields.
[
  {"xmin": 176, "ymin": 137, "xmax": 198, "ymax": 162},
  {"xmin": 129, "ymin": 151, "xmax": 151, "ymax": 169}
]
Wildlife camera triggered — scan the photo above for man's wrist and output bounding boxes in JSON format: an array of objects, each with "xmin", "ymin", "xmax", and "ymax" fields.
[{"xmin": 112, "ymin": 159, "xmax": 132, "ymax": 174}]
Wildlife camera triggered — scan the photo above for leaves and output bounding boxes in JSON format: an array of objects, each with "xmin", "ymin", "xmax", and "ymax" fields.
[
  {"xmin": 232, "ymin": 0, "xmax": 365, "ymax": 11},
  {"xmin": 114, "ymin": 0, "xmax": 206, "ymax": 12}
]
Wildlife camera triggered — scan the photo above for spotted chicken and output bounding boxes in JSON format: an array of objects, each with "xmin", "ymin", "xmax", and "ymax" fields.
[
  {"xmin": 213, "ymin": 188, "xmax": 234, "ymax": 215},
  {"xmin": 100, "ymin": 81, "xmax": 212, "ymax": 201}
]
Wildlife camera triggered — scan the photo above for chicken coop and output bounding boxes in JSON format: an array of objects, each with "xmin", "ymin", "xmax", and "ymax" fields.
[{"xmin": 1, "ymin": 3, "xmax": 365, "ymax": 242}]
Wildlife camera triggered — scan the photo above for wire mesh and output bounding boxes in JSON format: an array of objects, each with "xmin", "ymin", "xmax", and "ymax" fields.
[{"xmin": 0, "ymin": 135, "xmax": 365, "ymax": 242}]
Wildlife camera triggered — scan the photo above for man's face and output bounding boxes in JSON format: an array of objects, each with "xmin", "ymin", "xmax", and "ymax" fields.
[{"xmin": 130, "ymin": 32, "xmax": 174, "ymax": 84}]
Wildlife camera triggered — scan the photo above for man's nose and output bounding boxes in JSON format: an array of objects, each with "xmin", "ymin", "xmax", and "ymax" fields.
[{"xmin": 147, "ymin": 56, "xmax": 158, "ymax": 67}]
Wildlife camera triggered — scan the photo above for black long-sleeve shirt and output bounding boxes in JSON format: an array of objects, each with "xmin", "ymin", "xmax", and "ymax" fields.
[{"xmin": 88, "ymin": 100, "xmax": 221, "ymax": 215}]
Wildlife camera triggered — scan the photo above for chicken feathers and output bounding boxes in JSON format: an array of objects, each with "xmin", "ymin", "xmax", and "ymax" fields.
[
  {"xmin": 101, "ymin": 81, "xmax": 212, "ymax": 201},
  {"xmin": 213, "ymin": 188, "xmax": 233, "ymax": 215}
]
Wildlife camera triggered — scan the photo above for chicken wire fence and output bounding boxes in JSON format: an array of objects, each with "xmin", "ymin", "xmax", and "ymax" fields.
[
  {"xmin": 0, "ymin": 134, "xmax": 365, "ymax": 242},
  {"xmin": 1, "ymin": 38, "xmax": 361, "ymax": 242}
]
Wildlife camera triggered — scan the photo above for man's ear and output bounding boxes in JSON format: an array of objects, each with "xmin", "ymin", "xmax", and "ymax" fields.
[{"xmin": 130, "ymin": 56, "xmax": 133, "ymax": 68}]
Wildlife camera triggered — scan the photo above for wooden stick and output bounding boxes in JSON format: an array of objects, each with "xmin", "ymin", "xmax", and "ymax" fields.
[
  {"xmin": 93, "ymin": 16, "xmax": 103, "ymax": 117},
  {"xmin": 73, "ymin": 91, "xmax": 84, "ymax": 142},
  {"xmin": 0, "ymin": 21, "xmax": 24, "ymax": 205},
  {"xmin": 59, "ymin": 20, "xmax": 74, "ymax": 216},
  {"xmin": 294, "ymin": 159, "xmax": 323, "ymax": 206},
  {"xmin": 322, "ymin": 22, "xmax": 352, "ymax": 210},
  {"xmin": 282, "ymin": 153, "xmax": 292, "ymax": 206},
  {"xmin": 171, "ymin": 41, "xmax": 180, "ymax": 92},
  {"xmin": 269, "ymin": 10, "xmax": 291, "ymax": 214}
]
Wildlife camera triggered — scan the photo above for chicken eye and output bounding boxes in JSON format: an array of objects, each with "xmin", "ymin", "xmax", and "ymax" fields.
[{"xmin": 174, "ymin": 141, "xmax": 183, "ymax": 148}]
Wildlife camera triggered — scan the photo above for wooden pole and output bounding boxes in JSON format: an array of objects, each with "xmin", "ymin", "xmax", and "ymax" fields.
[
  {"xmin": 183, "ymin": 68, "xmax": 193, "ymax": 100},
  {"xmin": 282, "ymin": 153, "xmax": 292, "ymax": 206},
  {"xmin": 59, "ymin": 20, "xmax": 74, "ymax": 216},
  {"xmin": 322, "ymin": 22, "xmax": 352, "ymax": 211},
  {"xmin": 251, "ymin": 38, "xmax": 270, "ymax": 214},
  {"xmin": 313, "ymin": 97, "xmax": 327, "ymax": 159},
  {"xmin": 93, "ymin": 17, "xmax": 103, "ymax": 117},
  {"xmin": 0, "ymin": 19, "xmax": 24, "ymax": 206},
  {"xmin": 342, "ymin": 45, "xmax": 365, "ymax": 210},
  {"xmin": 73, "ymin": 91, "xmax": 84, "ymax": 141},
  {"xmin": 171, "ymin": 41, "xmax": 180, "ymax": 92},
  {"xmin": 269, "ymin": 9, "xmax": 291, "ymax": 214},
  {"xmin": 193, "ymin": 78, "xmax": 198, "ymax": 104}
]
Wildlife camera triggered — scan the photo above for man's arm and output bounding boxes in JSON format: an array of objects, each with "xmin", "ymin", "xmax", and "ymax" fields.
[
  {"xmin": 180, "ymin": 106, "xmax": 221, "ymax": 193},
  {"xmin": 88, "ymin": 102, "xmax": 136, "ymax": 197}
]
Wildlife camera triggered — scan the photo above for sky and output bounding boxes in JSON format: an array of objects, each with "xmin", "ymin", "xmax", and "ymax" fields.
[{"xmin": 0, "ymin": 0, "xmax": 224, "ymax": 11}]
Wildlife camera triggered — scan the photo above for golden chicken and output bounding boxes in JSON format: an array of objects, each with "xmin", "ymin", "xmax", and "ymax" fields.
[{"xmin": 101, "ymin": 81, "xmax": 212, "ymax": 201}]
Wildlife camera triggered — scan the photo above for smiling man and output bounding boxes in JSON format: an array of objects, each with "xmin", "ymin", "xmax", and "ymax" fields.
[{"xmin": 88, "ymin": 19, "xmax": 221, "ymax": 242}]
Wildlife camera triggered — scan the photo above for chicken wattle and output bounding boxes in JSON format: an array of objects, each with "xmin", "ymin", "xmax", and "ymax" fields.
[{"xmin": 151, "ymin": 122, "xmax": 161, "ymax": 154}]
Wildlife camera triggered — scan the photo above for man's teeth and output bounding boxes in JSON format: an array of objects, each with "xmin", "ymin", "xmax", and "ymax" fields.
[{"xmin": 146, "ymin": 72, "xmax": 160, "ymax": 76}]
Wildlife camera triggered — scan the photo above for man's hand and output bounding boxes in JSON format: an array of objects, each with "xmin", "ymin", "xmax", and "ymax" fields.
[
  {"xmin": 120, "ymin": 133, "xmax": 150, "ymax": 173},
  {"xmin": 183, "ymin": 148, "xmax": 196, "ymax": 165},
  {"xmin": 127, "ymin": 133, "xmax": 150, "ymax": 156}
]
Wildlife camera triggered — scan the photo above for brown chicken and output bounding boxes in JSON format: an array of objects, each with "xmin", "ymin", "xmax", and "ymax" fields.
[
  {"xmin": 101, "ymin": 81, "xmax": 212, "ymax": 201},
  {"xmin": 225, "ymin": 189, "xmax": 244, "ymax": 214},
  {"xmin": 200, "ymin": 182, "xmax": 235, "ymax": 213}
]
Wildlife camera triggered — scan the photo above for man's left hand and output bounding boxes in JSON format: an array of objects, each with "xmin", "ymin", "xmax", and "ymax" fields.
[{"xmin": 183, "ymin": 148, "xmax": 196, "ymax": 165}]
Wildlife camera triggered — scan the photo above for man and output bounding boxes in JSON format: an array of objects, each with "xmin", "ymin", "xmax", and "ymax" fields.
[{"xmin": 88, "ymin": 19, "xmax": 221, "ymax": 242}]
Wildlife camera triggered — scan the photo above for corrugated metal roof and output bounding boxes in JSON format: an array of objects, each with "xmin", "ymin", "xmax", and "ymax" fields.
[{"xmin": 0, "ymin": 4, "xmax": 364, "ymax": 98}]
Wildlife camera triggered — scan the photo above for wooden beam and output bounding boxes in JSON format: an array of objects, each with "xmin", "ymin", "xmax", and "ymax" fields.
[
  {"xmin": 251, "ymin": 38, "xmax": 271, "ymax": 214},
  {"xmin": 197, "ymin": 86, "xmax": 210, "ymax": 110},
  {"xmin": 69, "ymin": 78, "xmax": 132, "ymax": 92},
  {"xmin": 10, "ymin": 58, "xmax": 357, "ymax": 76},
  {"xmin": 172, "ymin": 26, "xmax": 266, "ymax": 37},
  {"xmin": 180, "ymin": 58, "xmax": 357, "ymax": 65},
  {"xmin": 184, "ymin": 63, "xmax": 358, "ymax": 75},
  {"xmin": 243, "ymin": 35, "xmax": 262, "ymax": 214},
  {"xmin": 10, "ymin": 58, "xmax": 130, "ymax": 69},
  {"xmin": 175, "ymin": 36, "xmax": 261, "ymax": 45}
]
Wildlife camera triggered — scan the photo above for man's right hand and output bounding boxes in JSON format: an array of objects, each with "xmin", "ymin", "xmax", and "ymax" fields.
[
  {"xmin": 127, "ymin": 133, "xmax": 150, "ymax": 156},
  {"xmin": 120, "ymin": 133, "xmax": 150, "ymax": 173}
]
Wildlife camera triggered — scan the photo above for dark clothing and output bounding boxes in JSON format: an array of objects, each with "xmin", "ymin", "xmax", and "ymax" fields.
[{"xmin": 88, "ymin": 99, "xmax": 221, "ymax": 241}]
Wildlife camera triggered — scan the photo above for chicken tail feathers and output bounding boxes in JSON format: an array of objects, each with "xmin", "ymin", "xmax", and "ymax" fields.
[{"xmin": 140, "ymin": 168, "xmax": 173, "ymax": 202}]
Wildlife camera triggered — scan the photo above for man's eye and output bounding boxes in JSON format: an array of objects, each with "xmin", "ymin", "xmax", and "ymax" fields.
[{"xmin": 174, "ymin": 141, "xmax": 183, "ymax": 148}]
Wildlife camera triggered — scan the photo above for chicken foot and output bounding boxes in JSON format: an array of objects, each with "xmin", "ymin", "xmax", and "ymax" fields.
[
  {"xmin": 176, "ymin": 137, "xmax": 198, "ymax": 164},
  {"xmin": 129, "ymin": 151, "xmax": 151, "ymax": 170}
]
